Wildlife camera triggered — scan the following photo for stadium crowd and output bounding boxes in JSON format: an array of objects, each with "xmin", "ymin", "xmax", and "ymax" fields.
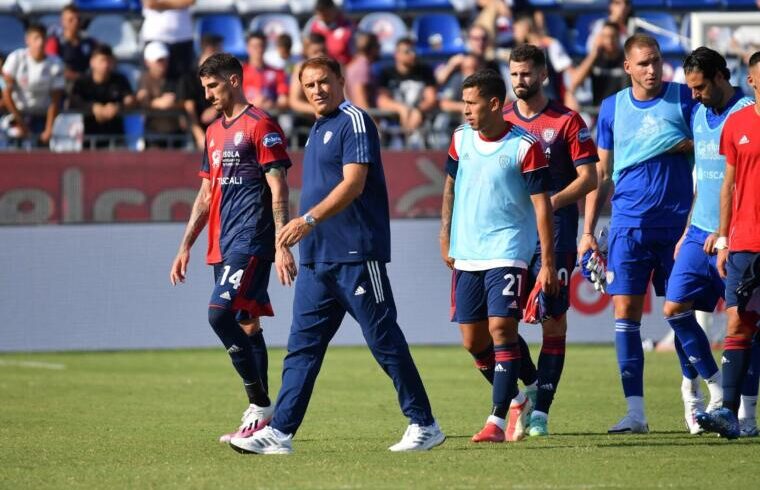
[{"xmin": 0, "ymin": 0, "xmax": 758, "ymax": 150}]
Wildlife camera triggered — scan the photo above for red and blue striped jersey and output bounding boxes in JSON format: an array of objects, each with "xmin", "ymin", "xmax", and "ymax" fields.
[{"xmin": 199, "ymin": 105, "xmax": 291, "ymax": 264}]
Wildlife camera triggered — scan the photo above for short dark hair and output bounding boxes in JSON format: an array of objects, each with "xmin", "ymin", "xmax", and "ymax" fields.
[
  {"xmin": 62, "ymin": 4, "xmax": 80, "ymax": 15},
  {"xmin": 624, "ymin": 33, "xmax": 660, "ymax": 56},
  {"xmin": 91, "ymin": 44, "xmax": 114, "ymax": 59},
  {"xmin": 26, "ymin": 23, "xmax": 46, "ymax": 37},
  {"xmin": 198, "ymin": 52, "xmax": 243, "ymax": 80},
  {"xmin": 298, "ymin": 55, "xmax": 342, "ymax": 81},
  {"xmin": 683, "ymin": 46, "xmax": 730, "ymax": 81},
  {"xmin": 315, "ymin": 0, "xmax": 336, "ymax": 11},
  {"xmin": 306, "ymin": 32, "xmax": 326, "ymax": 46},
  {"xmin": 200, "ymin": 33, "xmax": 223, "ymax": 51},
  {"xmin": 462, "ymin": 69, "xmax": 507, "ymax": 104},
  {"xmin": 247, "ymin": 31, "xmax": 266, "ymax": 44},
  {"xmin": 749, "ymin": 51, "xmax": 760, "ymax": 69},
  {"xmin": 276, "ymin": 33, "xmax": 293, "ymax": 50},
  {"xmin": 509, "ymin": 43, "xmax": 546, "ymax": 69}
]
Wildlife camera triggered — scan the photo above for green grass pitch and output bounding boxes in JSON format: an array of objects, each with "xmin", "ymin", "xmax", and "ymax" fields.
[{"xmin": 2, "ymin": 345, "xmax": 759, "ymax": 489}]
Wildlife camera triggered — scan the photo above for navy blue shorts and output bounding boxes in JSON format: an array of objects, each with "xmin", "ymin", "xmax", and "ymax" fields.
[
  {"xmin": 726, "ymin": 252, "xmax": 760, "ymax": 309},
  {"xmin": 528, "ymin": 251, "xmax": 576, "ymax": 316},
  {"xmin": 665, "ymin": 226, "xmax": 724, "ymax": 311},
  {"xmin": 210, "ymin": 253, "xmax": 273, "ymax": 321},
  {"xmin": 451, "ymin": 267, "xmax": 527, "ymax": 323},
  {"xmin": 606, "ymin": 226, "xmax": 682, "ymax": 296}
]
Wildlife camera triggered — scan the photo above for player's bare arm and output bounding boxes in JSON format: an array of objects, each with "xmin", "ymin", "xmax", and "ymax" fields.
[
  {"xmin": 716, "ymin": 162, "xmax": 735, "ymax": 278},
  {"xmin": 579, "ymin": 149, "xmax": 614, "ymax": 256},
  {"xmin": 550, "ymin": 162, "xmax": 598, "ymax": 211},
  {"xmin": 531, "ymin": 191, "xmax": 559, "ymax": 296},
  {"xmin": 667, "ymin": 139, "xmax": 694, "ymax": 154},
  {"xmin": 170, "ymin": 178, "xmax": 211, "ymax": 285},
  {"xmin": 265, "ymin": 166, "xmax": 297, "ymax": 286},
  {"xmin": 439, "ymin": 175, "xmax": 455, "ymax": 270},
  {"xmin": 277, "ymin": 163, "xmax": 369, "ymax": 248}
]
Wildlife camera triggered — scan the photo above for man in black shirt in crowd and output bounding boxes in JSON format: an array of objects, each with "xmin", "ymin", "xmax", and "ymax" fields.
[
  {"xmin": 376, "ymin": 37, "xmax": 438, "ymax": 147},
  {"xmin": 69, "ymin": 45, "xmax": 134, "ymax": 147},
  {"xmin": 569, "ymin": 21, "xmax": 628, "ymax": 106},
  {"xmin": 45, "ymin": 4, "xmax": 98, "ymax": 84}
]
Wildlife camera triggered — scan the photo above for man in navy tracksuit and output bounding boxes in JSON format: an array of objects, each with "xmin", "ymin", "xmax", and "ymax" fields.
[{"xmin": 230, "ymin": 55, "xmax": 445, "ymax": 455}]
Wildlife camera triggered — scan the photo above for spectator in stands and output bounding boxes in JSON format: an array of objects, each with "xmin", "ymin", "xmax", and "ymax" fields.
[
  {"xmin": 310, "ymin": 0, "xmax": 354, "ymax": 65},
  {"xmin": 512, "ymin": 14, "xmax": 577, "ymax": 110},
  {"xmin": 731, "ymin": 20, "xmax": 760, "ymax": 97},
  {"xmin": 289, "ymin": 33, "xmax": 327, "ymax": 117},
  {"xmin": 180, "ymin": 34, "xmax": 222, "ymax": 150},
  {"xmin": 136, "ymin": 41, "xmax": 183, "ymax": 148},
  {"xmin": 141, "ymin": 0, "xmax": 196, "ymax": 82},
  {"xmin": 587, "ymin": 0, "xmax": 634, "ymax": 54},
  {"xmin": 242, "ymin": 32, "xmax": 289, "ymax": 111},
  {"xmin": 439, "ymin": 54, "xmax": 487, "ymax": 115},
  {"xmin": 377, "ymin": 38, "xmax": 438, "ymax": 147},
  {"xmin": 345, "ymin": 32, "xmax": 380, "ymax": 110},
  {"xmin": 69, "ymin": 45, "xmax": 135, "ymax": 147},
  {"xmin": 569, "ymin": 21, "xmax": 627, "ymax": 106},
  {"xmin": 264, "ymin": 34, "xmax": 297, "ymax": 77},
  {"xmin": 45, "ymin": 4, "xmax": 98, "ymax": 85},
  {"xmin": 2, "ymin": 23, "xmax": 64, "ymax": 147},
  {"xmin": 436, "ymin": 25, "xmax": 506, "ymax": 86},
  {"xmin": 474, "ymin": 0, "xmax": 542, "ymax": 47}
]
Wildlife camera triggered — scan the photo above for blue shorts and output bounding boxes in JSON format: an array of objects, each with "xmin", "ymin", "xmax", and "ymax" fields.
[
  {"xmin": 665, "ymin": 226, "xmax": 724, "ymax": 311},
  {"xmin": 606, "ymin": 226, "xmax": 682, "ymax": 296},
  {"xmin": 726, "ymin": 252, "xmax": 760, "ymax": 309},
  {"xmin": 210, "ymin": 253, "xmax": 273, "ymax": 321},
  {"xmin": 528, "ymin": 251, "xmax": 576, "ymax": 316},
  {"xmin": 451, "ymin": 267, "xmax": 527, "ymax": 323}
]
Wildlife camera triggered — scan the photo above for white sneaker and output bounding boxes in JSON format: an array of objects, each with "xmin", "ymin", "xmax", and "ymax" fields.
[
  {"xmin": 740, "ymin": 417, "xmax": 759, "ymax": 437},
  {"xmin": 684, "ymin": 397, "xmax": 706, "ymax": 435},
  {"xmin": 608, "ymin": 414, "xmax": 649, "ymax": 434},
  {"xmin": 229, "ymin": 425, "xmax": 293, "ymax": 455},
  {"xmin": 219, "ymin": 404, "xmax": 274, "ymax": 443},
  {"xmin": 388, "ymin": 421, "xmax": 446, "ymax": 452}
]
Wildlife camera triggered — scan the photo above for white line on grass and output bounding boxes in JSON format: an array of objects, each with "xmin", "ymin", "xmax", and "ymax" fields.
[{"xmin": 0, "ymin": 360, "xmax": 66, "ymax": 370}]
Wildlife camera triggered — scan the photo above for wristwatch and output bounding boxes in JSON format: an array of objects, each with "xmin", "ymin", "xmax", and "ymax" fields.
[
  {"xmin": 303, "ymin": 212, "xmax": 317, "ymax": 227},
  {"xmin": 714, "ymin": 236, "xmax": 728, "ymax": 251}
]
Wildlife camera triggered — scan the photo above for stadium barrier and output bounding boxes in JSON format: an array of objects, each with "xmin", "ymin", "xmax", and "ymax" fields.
[{"xmin": 0, "ymin": 151, "xmax": 723, "ymax": 351}]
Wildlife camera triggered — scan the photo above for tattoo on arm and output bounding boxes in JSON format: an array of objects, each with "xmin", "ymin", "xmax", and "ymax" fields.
[
  {"xmin": 266, "ymin": 166, "xmax": 290, "ymax": 236},
  {"xmin": 440, "ymin": 176, "xmax": 455, "ymax": 241}
]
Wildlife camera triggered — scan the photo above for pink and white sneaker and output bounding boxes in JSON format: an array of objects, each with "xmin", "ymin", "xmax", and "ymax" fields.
[{"xmin": 218, "ymin": 404, "xmax": 274, "ymax": 443}]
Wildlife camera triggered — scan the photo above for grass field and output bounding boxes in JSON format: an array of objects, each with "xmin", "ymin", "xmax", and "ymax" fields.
[{"xmin": 2, "ymin": 345, "xmax": 759, "ymax": 489}]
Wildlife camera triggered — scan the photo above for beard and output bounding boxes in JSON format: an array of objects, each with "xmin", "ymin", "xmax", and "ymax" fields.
[{"xmin": 514, "ymin": 81, "xmax": 541, "ymax": 100}]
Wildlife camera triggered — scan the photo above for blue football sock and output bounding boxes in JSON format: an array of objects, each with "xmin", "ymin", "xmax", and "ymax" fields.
[
  {"xmin": 248, "ymin": 330, "xmax": 269, "ymax": 393},
  {"xmin": 723, "ymin": 336, "xmax": 753, "ymax": 413},
  {"xmin": 492, "ymin": 343, "xmax": 521, "ymax": 419},
  {"xmin": 674, "ymin": 337, "xmax": 700, "ymax": 380},
  {"xmin": 615, "ymin": 319, "xmax": 644, "ymax": 398},
  {"xmin": 208, "ymin": 307, "xmax": 269, "ymax": 407},
  {"xmin": 471, "ymin": 343, "xmax": 494, "ymax": 385},
  {"xmin": 741, "ymin": 335, "xmax": 760, "ymax": 398},
  {"xmin": 667, "ymin": 310, "xmax": 718, "ymax": 380},
  {"xmin": 535, "ymin": 335, "xmax": 566, "ymax": 414}
]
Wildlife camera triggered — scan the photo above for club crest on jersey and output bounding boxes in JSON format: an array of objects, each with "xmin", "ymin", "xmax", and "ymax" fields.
[
  {"xmin": 262, "ymin": 132, "xmax": 282, "ymax": 147},
  {"xmin": 542, "ymin": 128, "xmax": 556, "ymax": 143},
  {"xmin": 498, "ymin": 155, "xmax": 513, "ymax": 168},
  {"xmin": 234, "ymin": 131, "xmax": 244, "ymax": 146},
  {"xmin": 211, "ymin": 149, "xmax": 222, "ymax": 168},
  {"xmin": 323, "ymin": 131, "xmax": 333, "ymax": 144}
]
